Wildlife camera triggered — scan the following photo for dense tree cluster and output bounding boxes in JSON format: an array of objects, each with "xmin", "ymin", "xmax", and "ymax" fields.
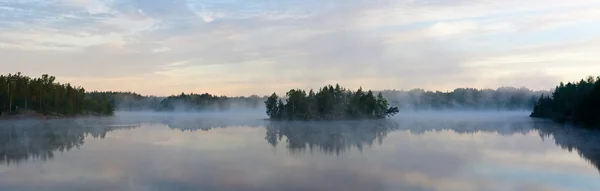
[
  {"xmin": 530, "ymin": 76, "xmax": 600, "ymax": 128},
  {"xmin": 265, "ymin": 84, "xmax": 399, "ymax": 120},
  {"xmin": 82, "ymin": 91, "xmax": 264, "ymax": 112},
  {"xmin": 0, "ymin": 73, "xmax": 114, "ymax": 117},
  {"xmin": 88, "ymin": 91, "xmax": 164, "ymax": 111},
  {"xmin": 157, "ymin": 93, "xmax": 264, "ymax": 112},
  {"xmin": 379, "ymin": 87, "xmax": 546, "ymax": 110}
]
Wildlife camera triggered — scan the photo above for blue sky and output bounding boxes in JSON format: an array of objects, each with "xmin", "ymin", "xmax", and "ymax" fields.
[{"xmin": 1, "ymin": 0, "xmax": 600, "ymax": 96}]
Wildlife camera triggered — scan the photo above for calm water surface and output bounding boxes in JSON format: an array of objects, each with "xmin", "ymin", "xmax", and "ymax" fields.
[{"xmin": 1, "ymin": 112, "xmax": 599, "ymax": 191}]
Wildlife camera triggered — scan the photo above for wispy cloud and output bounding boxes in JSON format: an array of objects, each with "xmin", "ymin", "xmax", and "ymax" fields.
[{"xmin": 1, "ymin": 0, "xmax": 599, "ymax": 96}]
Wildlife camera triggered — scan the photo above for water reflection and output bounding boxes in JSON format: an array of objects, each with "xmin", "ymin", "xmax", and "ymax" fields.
[
  {"xmin": 0, "ymin": 114, "xmax": 599, "ymax": 191},
  {"xmin": 159, "ymin": 117, "xmax": 266, "ymax": 132},
  {"xmin": 535, "ymin": 121, "xmax": 600, "ymax": 173},
  {"xmin": 0, "ymin": 119, "xmax": 139, "ymax": 165},
  {"xmin": 128, "ymin": 114, "xmax": 600, "ymax": 171},
  {"xmin": 394, "ymin": 118, "xmax": 535, "ymax": 135},
  {"xmin": 265, "ymin": 120, "xmax": 399, "ymax": 155}
]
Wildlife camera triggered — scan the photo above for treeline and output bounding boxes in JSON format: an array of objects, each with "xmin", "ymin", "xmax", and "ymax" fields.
[
  {"xmin": 84, "ymin": 91, "xmax": 266, "ymax": 112},
  {"xmin": 157, "ymin": 93, "xmax": 264, "ymax": 112},
  {"xmin": 530, "ymin": 76, "xmax": 600, "ymax": 128},
  {"xmin": 265, "ymin": 84, "xmax": 399, "ymax": 120},
  {"xmin": 0, "ymin": 73, "xmax": 114, "ymax": 117},
  {"xmin": 379, "ymin": 87, "xmax": 546, "ymax": 110},
  {"xmin": 89, "ymin": 91, "xmax": 164, "ymax": 111}
]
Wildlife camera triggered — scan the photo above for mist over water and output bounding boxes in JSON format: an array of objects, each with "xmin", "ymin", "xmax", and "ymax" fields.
[{"xmin": 1, "ymin": 111, "xmax": 599, "ymax": 191}]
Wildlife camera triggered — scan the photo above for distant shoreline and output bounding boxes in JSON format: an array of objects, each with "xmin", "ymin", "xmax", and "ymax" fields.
[{"xmin": 0, "ymin": 111, "xmax": 111, "ymax": 121}]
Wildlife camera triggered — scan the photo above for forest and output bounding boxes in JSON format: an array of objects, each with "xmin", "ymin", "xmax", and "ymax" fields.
[
  {"xmin": 379, "ymin": 87, "xmax": 546, "ymax": 110},
  {"xmin": 4, "ymin": 72, "xmax": 599, "ymax": 127},
  {"xmin": 0, "ymin": 73, "xmax": 114, "ymax": 117},
  {"xmin": 157, "ymin": 93, "xmax": 264, "ymax": 112},
  {"xmin": 79, "ymin": 91, "xmax": 265, "ymax": 112},
  {"xmin": 90, "ymin": 91, "xmax": 164, "ymax": 111},
  {"xmin": 264, "ymin": 84, "xmax": 400, "ymax": 120},
  {"xmin": 530, "ymin": 76, "xmax": 600, "ymax": 128}
]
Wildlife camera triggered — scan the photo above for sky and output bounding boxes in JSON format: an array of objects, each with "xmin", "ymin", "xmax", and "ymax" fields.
[{"xmin": 1, "ymin": 0, "xmax": 600, "ymax": 96}]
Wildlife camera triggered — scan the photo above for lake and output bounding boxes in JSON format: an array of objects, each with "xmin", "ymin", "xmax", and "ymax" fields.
[{"xmin": 0, "ymin": 111, "xmax": 599, "ymax": 191}]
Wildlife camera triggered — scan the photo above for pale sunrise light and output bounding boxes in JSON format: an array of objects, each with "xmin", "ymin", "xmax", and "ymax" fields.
[{"xmin": 2, "ymin": 0, "xmax": 600, "ymax": 96}]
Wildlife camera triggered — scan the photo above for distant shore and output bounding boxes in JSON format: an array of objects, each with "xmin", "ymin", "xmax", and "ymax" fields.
[{"xmin": 0, "ymin": 111, "xmax": 110, "ymax": 121}]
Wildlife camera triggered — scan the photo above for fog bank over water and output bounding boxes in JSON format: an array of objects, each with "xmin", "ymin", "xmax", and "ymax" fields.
[
  {"xmin": 393, "ymin": 110, "xmax": 532, "ymax": 121},
  {"xmin": 97, "ymin": 110, "xmax": 540, "ymax": 138},
  {"xmin": 1, "ymin": 110, "xmax": 600, "ymax": 191},
  {"xmin": 101, "ymin": 86, "xmax": 547, "ymax": 114},
  {"xmin": 109, "ymin": 110, "xmax": 532, "ymax": 125}
]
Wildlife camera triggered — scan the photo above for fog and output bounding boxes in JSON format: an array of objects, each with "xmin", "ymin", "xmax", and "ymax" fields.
[
  {"xmin": 105, "ymin": 85, "xmax": 547, "ymax": 115},
  {"xmin": 393, "ymin": 110, "xmax": 531, "ymax": 121},
  {"xmin": 100, "ymin": 92, "xmax": 266, "ymax": 113},
  {"xmin": 378, "ymin": 87, "xmax": 548, "ymax": 111},
  {"xmin": 105, "ymin": 109, "xmax": 533, "ymax": 124},
  {"xmin": 2, "ymin": 110, "xmax": 600, "ymax": 191},
  {"xmin": 0, "ymin": 110, "xmax": 540, "ymax": 162}
]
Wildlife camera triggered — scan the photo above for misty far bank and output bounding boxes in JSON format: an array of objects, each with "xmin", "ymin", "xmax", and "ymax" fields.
[
  {"xmin": 96, "ymin": 86, "xmax": 547, "ymax": 113},
  {"xmin": 3, "ymin": 72, "xmax": 600, "ymax": 128},
  {"xmin": 1, "ymin": 72, "xmax": 547, "ymax": 119}
]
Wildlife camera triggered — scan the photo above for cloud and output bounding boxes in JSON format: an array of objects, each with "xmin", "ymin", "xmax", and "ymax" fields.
[
  {"xmin": 1, "ymin": 0, "xmax": 599, "ymax": 95},
  {"xmin": 152, "ymin": 47, "xmax": 172, "ymax": 52}
]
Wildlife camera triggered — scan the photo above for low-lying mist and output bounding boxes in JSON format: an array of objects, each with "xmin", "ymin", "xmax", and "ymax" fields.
[
  {"xmin": 104, "ymin": 110, "xmax": 536, "ymax": 131},
  {"xmin": 393, "ymin": 110, "xmax": 531, "ymax": 121},
  {"xmin": 101, "ymin": 86, "xmax": 546, "ymax": 115},
  {"xmin": 378, "ymin": 87, "xmax": 548, "ymax": 111},
  {"xmin": 112, "ymin": 109, "xmax": 531, "ymax": 121}
]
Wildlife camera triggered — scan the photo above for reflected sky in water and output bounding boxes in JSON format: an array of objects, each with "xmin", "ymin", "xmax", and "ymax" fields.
[{"xmin": 0, "ymin": 112, "xmax": 599, "ymax": 191}]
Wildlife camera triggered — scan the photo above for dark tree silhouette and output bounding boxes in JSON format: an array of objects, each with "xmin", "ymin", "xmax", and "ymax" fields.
[
  {"xmin": 0, "ymin": 73, "xmax": 114, "ymax": 117},
  {"xmin": 530, "ymin": 76, "xmax": 600, "ymax": 128},
  {"xmin": 265, "ymin": 84, "xmax": 399, "ymax": 120}
]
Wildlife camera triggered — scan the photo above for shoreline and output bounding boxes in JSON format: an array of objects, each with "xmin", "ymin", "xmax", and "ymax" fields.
[{"xmin": 0, "ymin": 111, "xmax": 112, "ymax": 121}]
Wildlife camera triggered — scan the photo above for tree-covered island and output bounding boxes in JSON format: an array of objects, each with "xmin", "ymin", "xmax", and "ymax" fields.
[{"xmin": 265, "ymin": 84, "xmax": 400, "ymax": 120}]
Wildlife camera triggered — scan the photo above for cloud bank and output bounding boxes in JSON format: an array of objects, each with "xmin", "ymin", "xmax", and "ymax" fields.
[{"xmin": 1, "ymin": 0, "xmax": 599, "ymax": 96}]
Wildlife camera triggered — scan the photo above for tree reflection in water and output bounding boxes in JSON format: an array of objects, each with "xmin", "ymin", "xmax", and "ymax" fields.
[
  {"xmin": 534, "ymin": 120, "xmax": 600, "ymax": 173},
  {"xmin": 160, "ymin": 117, "xmax": 266, "ymax": 132},
  {"xmin": 265, "ymin": 120, "xmax": 399, "ymax": 155},
  {"xmin": 261, "ymin": 117, "xmax": 600, "ymax": 173},
  {"xmin": 3, "ymin": 115, "xmax": 599, "ymax": 175},
  {"xmin": 158, "ymin": 115, "xmax": 600, "ymax": 172},
  {"xmin": 0, "ymin": 119, "xmax": 139, "ymax": 165}
]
